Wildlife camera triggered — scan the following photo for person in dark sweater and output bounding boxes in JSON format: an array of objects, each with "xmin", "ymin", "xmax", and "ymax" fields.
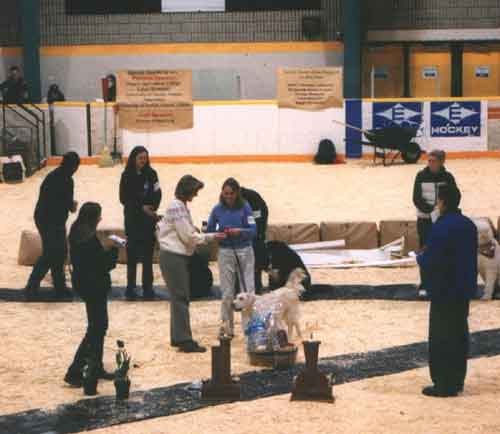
[
  {"xmin": 64, "ymin": 202, "xmax": 119, "ymax": 387},
  {"xmin": 240, "ymin": 187, "xmax": 269, "ymax": 294},
  {"xmin": 25, "ymin": 152, "xmax": 80, "ymax": 300},
  {"xmin": 119, "ymin": 146, "xmax": 162, "ymax": 300},
  {"xmin": 0, "ymin": 66, "xmax": 28, "ymax": 104},
  {"xmin": 417, "ymin": 185, "xmax": 477, "ymax": 398},
  {"xmin": 413, "ymin": 150, "xmax": 461, "ymax": 298}
]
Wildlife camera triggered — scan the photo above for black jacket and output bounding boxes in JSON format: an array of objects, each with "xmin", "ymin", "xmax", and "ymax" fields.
[
  {"xmin": 0, "ymin": 77, "xmax": 28, "ymax": 104},
  {"xmin": 34, "ymin": 166, "xmax": 75, "ymax": 226},
  {"xmin": 413, "ymin": 166, "xmax": 460, "ymax": 218},
  {"xmin": 70, "ymin": 234, "xmax": 118, "ymax": 302},
  {"xmin": 119, "ymin": 167, "xmax": 162, "ymax": 237},
  {"xmin": 241, "ymin": 187, "xmax": 269, "ymax": 240}
]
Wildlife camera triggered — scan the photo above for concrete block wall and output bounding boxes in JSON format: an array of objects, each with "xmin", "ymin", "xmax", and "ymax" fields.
[
  {"xmin": 0, "ymin": 2, "xmax": 21, "ymax": 47},
  {"xmin": 366, "ymin": 0, "xmax": 500, "ymax": 30},
  {"xmin": 40, "ymin": 0, "xmax": 325, "ymax": 45}
]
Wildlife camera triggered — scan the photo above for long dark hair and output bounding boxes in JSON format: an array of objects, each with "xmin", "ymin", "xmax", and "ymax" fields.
[
  {"xmin": 220, "ymin": 177, "xmax": 245, "ymax": 209},
  {"xmin": 70, "ymin": 202, "xmax": 102, "ymax": 245},
  {"xmin": 175, "ymin": 175, "xmax": 204, "ymax": 202},
  {"xmin": 124, "ymin": 146, "xmax": 150, "ymax": 175}
]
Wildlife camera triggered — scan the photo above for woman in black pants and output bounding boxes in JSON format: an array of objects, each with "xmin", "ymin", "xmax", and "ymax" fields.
[
  {"xmin": 120, "ymin": 146, "xmax": 162, "ymax": 300},
  {"xmin": 64, "ymin": 202, "xmax": 119, "ymax": 387}
]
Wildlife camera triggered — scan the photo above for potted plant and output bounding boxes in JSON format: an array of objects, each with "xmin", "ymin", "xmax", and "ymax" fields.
[
  {"xmin": 114, "ymin": 340, "xmax": 131, "ymax": 400},
  {"xmin": 82, "ymin": 354, "xmax": 99, "ymax": 396}
]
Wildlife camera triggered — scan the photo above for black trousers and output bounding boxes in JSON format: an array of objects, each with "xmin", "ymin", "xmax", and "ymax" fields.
[
  {"xmin": 126, "ymin": 227, "xmax": 155, "ymax": 292},
  {"xmin": 253, "ymin": 237, "xmax": 266, "ymax": 293},
  {"xmin": 67, "ymin": 297, "xmax": 108, "ymax": 378},
  {"xmin": 428, "ymin": 299, "xmax": 470, "ymax": 391},
  {"xmin": 26, "ymin": 222, "xmax": 67, "ymax": 291},
  {"xmin": 417, "ymin": 218, "xmax": 433, "ymax": 289}
]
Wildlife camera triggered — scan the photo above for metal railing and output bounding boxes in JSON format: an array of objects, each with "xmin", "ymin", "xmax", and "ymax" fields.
[{"xmin": 1, "ymin": 100, "xmax": 49, "ymax": 171}]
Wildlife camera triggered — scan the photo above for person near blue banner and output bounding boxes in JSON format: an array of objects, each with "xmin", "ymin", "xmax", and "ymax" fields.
[
  {"xmin": 417, "ymin": 184, "xmax": 477, "ymax": 398},
  {"xmin": 119, "ymin": 146, "xmax": 162, "ymax": 300},
  {"xmin": 413, "ymin": 149, "xmax": 461, "ymax": 298}
]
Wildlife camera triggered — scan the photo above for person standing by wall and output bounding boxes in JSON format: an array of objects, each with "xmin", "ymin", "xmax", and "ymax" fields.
[
  {"xmin": 157, "ymin": 175, "xmax": 223, "ymax": 353},
  {"xmin": 207, "ymin": 178, "xmax": 257, "ymax": 338},
  {"xmin": 413, "ymin": 150, "xmax": 461, "ymax": 298},
  {"xmin": 417, "ymin": 185, "xmax": 477, "ymax": 398},
  {"xmin": 25, "ymin": 152, "xmax": 80, "ymax": 300},
  {"xmin": 64, "ymin": 202, "xmax": 119, "ymax": 387},
  {"xmin": 119, "ymin": 146, "xmax": 162, "ymax": 300},
  {"xmin": 240, "ymin": 186, "xmax": 269, "ymax": 294},
  {"xmin": 0, "ymin": 66, "xmax": 29, "ymax": 103}
]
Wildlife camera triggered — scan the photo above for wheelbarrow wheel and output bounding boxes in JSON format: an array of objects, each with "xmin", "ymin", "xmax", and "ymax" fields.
[{"xmin": 402, "ymin": 142, "xmax": 422, "ymax": 164}]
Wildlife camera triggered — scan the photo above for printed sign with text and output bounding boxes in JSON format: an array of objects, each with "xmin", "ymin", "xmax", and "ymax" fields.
[{"xmin": 430, "ymin": 101, "xmax": 481, "ymax": 137}]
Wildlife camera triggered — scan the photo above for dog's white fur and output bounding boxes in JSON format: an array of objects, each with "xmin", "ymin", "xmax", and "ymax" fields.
[
  {"xmin": 233, "ymin": 268, "xmax": 306, "ymax": 339},
  {"xmin": 474, "ymin": 219, "xmax": 500, "ymax": 300}
]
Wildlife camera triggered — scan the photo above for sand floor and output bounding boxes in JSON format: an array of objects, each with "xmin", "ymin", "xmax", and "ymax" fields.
[{"xmin": 1, "ymin": 159, "xmax": 500, "ymax": 433}]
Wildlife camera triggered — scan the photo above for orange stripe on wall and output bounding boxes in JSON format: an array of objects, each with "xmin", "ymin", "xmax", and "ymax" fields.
[
  {"xmin": 40, "ymin": 41, "xmax": 343, "ymax": 57},
  {"xmin": 0, "ymin": 47, "xmax": 22, "ymax": 56},
  {"xmin": 47, "ymin": 152, "xmax": 500, "ymax": 166}
]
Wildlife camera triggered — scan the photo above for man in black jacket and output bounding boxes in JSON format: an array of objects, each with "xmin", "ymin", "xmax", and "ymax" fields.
[
  {"xmin": 0, "ymin": 66, "xmax": 28, "ymax": 104},
  {"xmin": 241, "ymin": 187, "xmax": 269, "ymax": 293},
  {"xmin": 417, "ymin": 185, "xmax": 477, "ymax": 397},
  {"xmin": 25, "ymin": 152, "xmax": 80, "ymax": 299},
  {"xmin": 413, "ymin": 150, "xmax": 460, "ymax": 298}
]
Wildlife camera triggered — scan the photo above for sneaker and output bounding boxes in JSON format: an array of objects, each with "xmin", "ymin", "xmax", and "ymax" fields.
[
  {"xmin": 64, "ymin": 372, "xmax": 82, "ymax": 387},
  {"xmin": 218, "ymin": 327, "xmax": 234, "ymax": 340},
  {"xmin": 422, "ymin": 385, "xmax": 459, "ymax": 398},
  {"xmin": 178, "ymin": 341, "xmax": 207, "ymax": 353}
]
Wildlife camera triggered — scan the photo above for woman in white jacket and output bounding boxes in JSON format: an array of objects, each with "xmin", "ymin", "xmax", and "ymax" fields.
[{"xmin": 157, "ymin": 175, "xmax": 224, "ymax": 353}]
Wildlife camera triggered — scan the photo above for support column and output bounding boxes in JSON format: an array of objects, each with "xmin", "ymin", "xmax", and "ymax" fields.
[
  {"xmin": 343, "ymin": 0, "xmax": 363, "ymax": 158},
  {"xmin": 343, "ymin": 0, "xmax": 362, "ymax": 99},
  {"xmin": 451, "ymin": 43, "xmax": 463, "ymax": 97},
  {"xmin": 20, "ymin": 0, "xmax": 42, "ymax": 103},
  {"xmin": 403, "ymin": 43, "xmax": 411, "ymax": 98}
]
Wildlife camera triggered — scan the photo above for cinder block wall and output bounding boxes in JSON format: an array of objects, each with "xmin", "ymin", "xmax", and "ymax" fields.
[
  {"xmin": 366, "ymin": 0, "xmax": 500, "ymax": 30},
  {"xmin": 0, "ymin": 2, "xmax": 21, "ymax": 46},
  {"xmin": 40, "ymin": 0, "xmax": 327, "ymax": 45},
  {"xmin": 3, "ymin": 1, "xmax": 500, "ymax": 48}
]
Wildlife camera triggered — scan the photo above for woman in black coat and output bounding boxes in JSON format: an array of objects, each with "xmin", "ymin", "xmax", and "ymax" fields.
[
  {"xmin": 119, "ymin": 146, "xmax": 162, "ymax": 300},
  {"xmin": 64, "ymin": 202, "xmax": 119, "ymax": 387}
]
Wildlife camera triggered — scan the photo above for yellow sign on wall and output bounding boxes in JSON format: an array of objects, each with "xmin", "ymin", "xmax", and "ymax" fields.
[
  {"xmin": 117, "ymin": 70, "xmax": 193, "ymax": 132},
  {"xmin": 277, "ymin": 67, "xmax": 343, "ymax": 110}
]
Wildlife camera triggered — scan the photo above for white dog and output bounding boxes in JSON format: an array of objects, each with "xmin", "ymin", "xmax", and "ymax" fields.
[
  {"xmin": 232, "ymin": 268, "xmax": 306, "ymax": 340},
  {"xmin": 474, "ymin": 219, "xmax": 500, "ymax": 300}
]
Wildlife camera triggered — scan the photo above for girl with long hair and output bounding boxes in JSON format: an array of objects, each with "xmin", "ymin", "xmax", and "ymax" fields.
[
  {"xmin": 207, "ymin": 177, "xmax": 257, "ymax": 338},
  {"xmin": 64, "ymin": 202, "xmax": 119, "ymax": 388},
  {"xmin": 119, "ymin": 146, "xmax": 162, "ymax": 300}
]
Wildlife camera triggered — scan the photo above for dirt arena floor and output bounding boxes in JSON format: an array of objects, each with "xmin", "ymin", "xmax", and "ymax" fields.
[{"xmin": 1, "ymin": 159, "xmax": 500, "ymax": 433}]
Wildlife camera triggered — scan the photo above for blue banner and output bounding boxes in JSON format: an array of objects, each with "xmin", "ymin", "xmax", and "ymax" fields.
[
  {"xmin": 430, "ymin": 101, "xmax": 481, "ymax": 137},
  {"xmin": 373, "ymin": 102, "xmax": 423, "ymax": 130}
]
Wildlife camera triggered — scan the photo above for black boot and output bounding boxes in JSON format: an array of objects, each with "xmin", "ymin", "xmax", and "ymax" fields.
[
  {"xmin": 422, "ymin": 385, "xmax": 460, "ymax": 398},
  {"xmin": 125, "ymin": 287, "xmax": 137, "ymax": 300}
]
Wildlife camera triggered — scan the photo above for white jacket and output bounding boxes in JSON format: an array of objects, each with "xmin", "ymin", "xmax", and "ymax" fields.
[{"xmin": 156, "ymin": 199, "xmax": 214, "ymax": 256}]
